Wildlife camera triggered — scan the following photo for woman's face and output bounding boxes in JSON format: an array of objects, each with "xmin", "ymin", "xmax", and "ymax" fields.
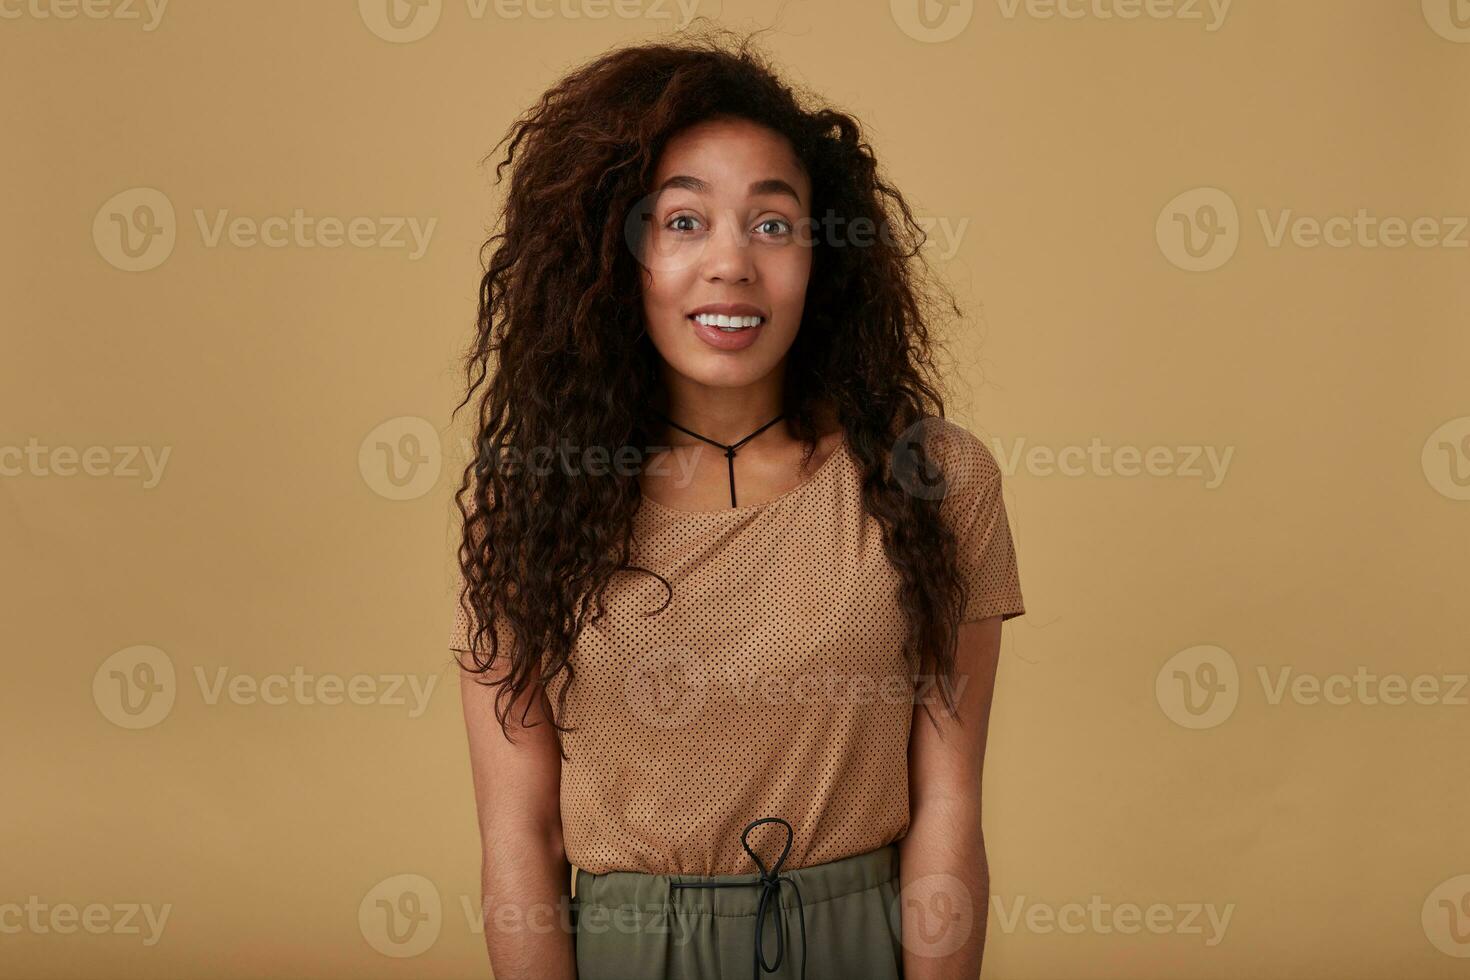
[{"xmin": 637, "ymin": 116, "xmax": 813, "ymax": 391}]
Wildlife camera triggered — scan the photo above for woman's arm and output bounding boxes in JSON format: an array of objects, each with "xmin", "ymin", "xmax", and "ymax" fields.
[
  {"xmin": 899, "ymin": 614, "xmax": 1005, "ymax": 979},
  {"xmin": 460, "ymin": 661, "xmax": 575, "ymax": 979}
]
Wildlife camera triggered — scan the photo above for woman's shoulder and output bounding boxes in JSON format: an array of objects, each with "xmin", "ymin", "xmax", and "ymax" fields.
[{"xmin": 895, "ymin": 416, "xmax": 1002, "ymax": 499}]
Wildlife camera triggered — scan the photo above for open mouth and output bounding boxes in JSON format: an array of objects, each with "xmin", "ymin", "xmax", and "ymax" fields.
[{"xmin": 687, "ymin": 312, "xmax": 766, "ymax": 333}]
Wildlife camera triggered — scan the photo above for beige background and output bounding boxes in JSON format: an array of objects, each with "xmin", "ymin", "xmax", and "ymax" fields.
[{"xmin": 4, "ymin": 1, "xmax": 1468, "ymax": 977}]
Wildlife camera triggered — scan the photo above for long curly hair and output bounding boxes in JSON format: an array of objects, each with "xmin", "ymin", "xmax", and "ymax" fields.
[{"xmin": 451, "ymin": 23, "xmax": 979, "ymax": 754}]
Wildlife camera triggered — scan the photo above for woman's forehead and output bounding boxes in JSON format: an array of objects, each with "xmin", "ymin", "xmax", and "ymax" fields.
[{"xmin": 654, "ymin": 119, "xmax": 808, "ymax": 197}]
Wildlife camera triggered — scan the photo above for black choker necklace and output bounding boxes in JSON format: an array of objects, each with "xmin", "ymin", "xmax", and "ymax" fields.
[{"xmin": 652, "ymin": 410, "xmax": 785, "ymax": 508}]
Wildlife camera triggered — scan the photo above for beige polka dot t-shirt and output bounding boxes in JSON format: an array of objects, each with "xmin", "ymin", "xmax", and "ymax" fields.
[{"xmin": 451, "ymin": 421, "xmax": 1024, "ymax": 876}]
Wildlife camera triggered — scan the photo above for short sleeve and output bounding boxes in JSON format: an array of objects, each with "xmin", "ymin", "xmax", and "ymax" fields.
[
  {"xmin": 926, "ymin": 422, "xmax": 1025, "ymax": 624},
  {"xmin": 448, "ymin": 583, "xmax": 476, "ymax": 654},
  {"xmin": 447, "ymin": 566, "xmax": 500, "ymax": 657},
  {"xmin": 449, "ymin": 561, "xmax": 525, "ymax": 668},
  {"xmin": 944, "ymin": 472, "xmax": 1025, "ymax": 623}
]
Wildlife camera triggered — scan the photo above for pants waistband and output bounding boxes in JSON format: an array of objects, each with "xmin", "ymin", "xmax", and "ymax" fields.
[
  {"xmin": 573, "ymin": 831, "xmax": 898, "ymax": 918},
  {"xmin": 575, "ymin": 818, "xmax": 898, "ymax": 980}
]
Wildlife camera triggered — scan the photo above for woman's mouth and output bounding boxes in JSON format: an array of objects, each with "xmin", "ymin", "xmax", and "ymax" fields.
[
  {"xmin": 688, "ymin": 312, "xmax": 766, "ymax": 351},
  {"xmin": 691, "ymin": 312, "xmax": 764, "ymax": 332}
]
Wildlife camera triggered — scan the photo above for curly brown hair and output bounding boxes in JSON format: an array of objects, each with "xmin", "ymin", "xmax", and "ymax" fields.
[{"xmin": 450, "ymin": 22, "xmax": 981, "ymax": 755}]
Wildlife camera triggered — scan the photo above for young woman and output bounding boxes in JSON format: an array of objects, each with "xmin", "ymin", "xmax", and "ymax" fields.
[{"xmin": 450, "ymin": 27, "xmax": 1025, "ymax": 980}]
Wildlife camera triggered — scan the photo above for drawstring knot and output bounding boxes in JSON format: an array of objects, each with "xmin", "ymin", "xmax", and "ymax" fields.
[{"xmin": 668, "ymin": 816, "xmax": 807, "ymax": 979}]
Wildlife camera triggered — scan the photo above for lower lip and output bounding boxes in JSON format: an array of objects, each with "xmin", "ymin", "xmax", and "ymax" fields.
[{"xmin": 690, "ymin": 315, "xmax": 765, "ymax": 351}]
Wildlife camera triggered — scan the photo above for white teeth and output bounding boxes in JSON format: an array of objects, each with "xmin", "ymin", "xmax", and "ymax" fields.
[{"xmin": 692, "ymin": 313, "xmax": 764, "ymax": 330}]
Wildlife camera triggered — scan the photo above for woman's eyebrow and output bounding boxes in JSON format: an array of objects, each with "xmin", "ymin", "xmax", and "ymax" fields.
[{"xmin": 656, "ymin": 174, "xmax": 803, "ymax": 206}]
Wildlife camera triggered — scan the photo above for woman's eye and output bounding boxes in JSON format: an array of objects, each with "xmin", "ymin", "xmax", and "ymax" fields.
[
  {"xmin": 756, "ymin": 218, "xmax": 791, "ymax": 237},
  {"xmin": 666, "ymin": 214, "xmax": 701, "ymax": 233}
]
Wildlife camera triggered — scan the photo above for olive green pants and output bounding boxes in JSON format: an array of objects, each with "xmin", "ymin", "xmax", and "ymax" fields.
[{"xmin": 571, "ymin": 839, "xmax": 903, "ymax": 979}]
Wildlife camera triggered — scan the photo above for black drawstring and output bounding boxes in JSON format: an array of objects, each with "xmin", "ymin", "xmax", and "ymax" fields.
[
  {"xmin": 652, "ymin": 410, "xmax": 785, "ymax": 508},
  {"xmin": 668, "ymin": 816, "xmax": 807, "ymax": 980}
]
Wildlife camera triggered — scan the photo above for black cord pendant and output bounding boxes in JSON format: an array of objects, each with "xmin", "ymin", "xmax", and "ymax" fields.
[{"xmin": 652, "ymin": 410, "xmax": 785, "ymax": 508}]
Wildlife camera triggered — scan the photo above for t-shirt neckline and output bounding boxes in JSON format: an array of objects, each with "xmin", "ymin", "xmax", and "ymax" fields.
[{"xmin": 638, "ymin": 432, "xmax": 849, "ymax": 518}]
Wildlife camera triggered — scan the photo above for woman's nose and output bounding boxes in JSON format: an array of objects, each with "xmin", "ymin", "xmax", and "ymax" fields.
[{"xmin": 701, "ymin": 210, "xmax": 755, "ymax": 283}]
